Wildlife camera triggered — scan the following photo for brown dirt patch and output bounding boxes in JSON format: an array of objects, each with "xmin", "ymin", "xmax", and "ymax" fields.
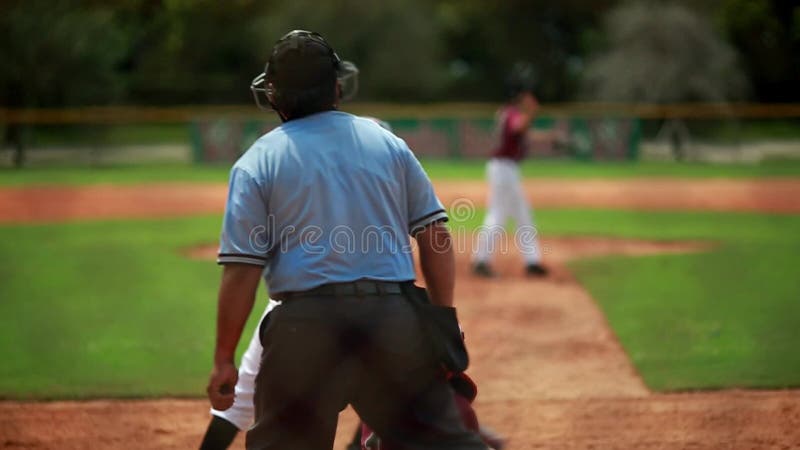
[
  {"xmin": 449, "ymin": 244, "xmax": 651, "ymax": 402},
  {"xmin": 2, "ymin": 178, "xmax": 799, "ymax": 223},
  {"xmin": 436, "ymin": 179, "xmax": 800, "ymax": 214},
  {"xmin": 0, "ymin": 184, "xmax": 227, "ymax": 224},
  {"xmin": 3, "ymin": 391, "xmax": 799, "ymax": 450}
]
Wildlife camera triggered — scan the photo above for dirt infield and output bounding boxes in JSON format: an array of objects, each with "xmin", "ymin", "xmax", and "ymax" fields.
[
  {"xmin": 3, "ymin": 391, "xmax": 799, "ymax": 450},
  {"xmin": 0, "ymin": 184, "xmax": 228, "ymax": 223},
  {"xmin": 436, "ymin": 179, "xmax": 800, "ymax": 215},
  {"xmin": 1, "ymin": 178, "xmax": 799, "ymax": 223},
  {"xmin": 2, "ymin": 179, "xmax": 799, "ymax": 448}
]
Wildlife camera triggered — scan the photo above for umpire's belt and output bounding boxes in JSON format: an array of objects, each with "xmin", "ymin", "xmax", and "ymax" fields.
[{"xmin": 274, "ymin": 280, "xmax": 403, "ymax": 302}]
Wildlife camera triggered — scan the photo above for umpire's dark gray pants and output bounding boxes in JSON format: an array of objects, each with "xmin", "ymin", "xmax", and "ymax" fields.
[{"xmin": 246, "ymin": 293, "xmax": 487, "ymax": 450}]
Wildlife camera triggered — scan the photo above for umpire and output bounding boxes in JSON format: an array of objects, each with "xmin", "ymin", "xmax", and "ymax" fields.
[{"xmin": 207, "ymin": 30, "xmax": 487, "ymax": 450}]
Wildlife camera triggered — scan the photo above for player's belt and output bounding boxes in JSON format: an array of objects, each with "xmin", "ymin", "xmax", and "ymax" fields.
[{"xmin": 274, "ymin": 280, "xmax": 404, "ymax": 301}]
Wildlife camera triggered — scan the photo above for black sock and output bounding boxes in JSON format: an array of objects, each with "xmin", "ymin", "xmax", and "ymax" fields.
[{"xmin": 199, "ymin": 416, "xmax": 240, "ymax": 450}]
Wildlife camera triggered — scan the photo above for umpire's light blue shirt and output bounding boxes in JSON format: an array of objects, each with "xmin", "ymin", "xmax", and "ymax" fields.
[{"xmin": 217, "ymin": 111, "xmax": 447, "ymax": 295}]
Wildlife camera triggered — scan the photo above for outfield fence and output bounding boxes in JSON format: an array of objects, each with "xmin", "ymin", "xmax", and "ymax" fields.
[{"xmin": 1, "ymin": 103, "xmax": 799, "ymax": 165}]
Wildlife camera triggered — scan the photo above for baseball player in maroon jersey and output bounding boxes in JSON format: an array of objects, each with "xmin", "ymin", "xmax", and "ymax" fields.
[{"xmin": 472, "ymin": 76, "xmax": 548, "ymax": 278}]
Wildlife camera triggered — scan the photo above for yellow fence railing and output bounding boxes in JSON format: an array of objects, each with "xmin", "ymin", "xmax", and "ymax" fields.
[{"xmin": 1, "ymin": 103, "xmax": 800, "ymax": 124}]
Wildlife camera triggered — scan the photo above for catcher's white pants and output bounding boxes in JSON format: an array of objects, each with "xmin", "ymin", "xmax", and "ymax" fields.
[
  {"xmin": 210, "ymin": 300, "xmax": 278, "ymax": 430},
  {"xmin": 474, "ymin": 158, "xmax": 541, "ymax": 265}
]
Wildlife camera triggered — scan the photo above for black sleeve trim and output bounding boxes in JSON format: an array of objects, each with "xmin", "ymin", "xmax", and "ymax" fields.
[
  {"xmin": 217, "ymin": 253, "xmax": 267, "ymax": 261},
  {"xmin": 217, "ymin": 260, "xmax": 265, "ymax": 266},
  {"xmin": 410, "ymin": 215, "xmax": 449, "ymax": 236},
  {"xmin": 216, "ymin": 253, "xmax": 268, "ymax": 266},
  {"xmin": 409, "ymin": 209, "xmax": 447, "ymax": 228}
]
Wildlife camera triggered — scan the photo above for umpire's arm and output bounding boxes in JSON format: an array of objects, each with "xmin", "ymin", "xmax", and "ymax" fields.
[
  {"xmin": 416, "ymin": 222, "xmax": 455, "ymax": 307},
  {"xmin": 208, "ymin": 263, "xmax": 261, "ymax": 410},
  {"xmin": 400, "ymin": 138, "xmax": 453, "ymax": 308},
  {"xmin": 209, "ymin": 166, "xmax": 270, "ymax": 411}
]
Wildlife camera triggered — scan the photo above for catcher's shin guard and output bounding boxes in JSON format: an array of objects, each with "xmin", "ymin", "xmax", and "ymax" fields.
[{"xmin": 199, "ymin": 416, "xmax": 239, "ymax": 450}]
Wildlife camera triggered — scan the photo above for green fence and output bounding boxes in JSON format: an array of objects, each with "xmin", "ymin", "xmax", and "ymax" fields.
[{"xmin": 189, "ymin": 116, "xmax": 641, "ymax": 163}]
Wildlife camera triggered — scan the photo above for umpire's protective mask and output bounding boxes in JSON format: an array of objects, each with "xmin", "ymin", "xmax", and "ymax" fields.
[{"xmin": 250, "ymin": 30, "xmax": 359, "ymax": 112}]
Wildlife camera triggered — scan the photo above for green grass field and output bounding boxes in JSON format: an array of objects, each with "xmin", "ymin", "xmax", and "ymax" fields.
[
  {"xmin": 0, "ymin": 216, "xmax": 269, "ymax": 399},
  {"xmin": 3, "ymin": 160, "xmax": 800, "ymax": 186},
  {"xmin": 545, "ymin": 210, "xmax": 800, "ymax": 391},
  {"xmin": 1, "ymin": 208, "xmax": 799, "ymax": 398}
]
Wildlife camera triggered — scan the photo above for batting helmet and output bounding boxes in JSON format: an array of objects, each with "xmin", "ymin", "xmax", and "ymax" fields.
[{"xmin": 250, "ymin": 30, "xmax": 359, "ymax": 118}]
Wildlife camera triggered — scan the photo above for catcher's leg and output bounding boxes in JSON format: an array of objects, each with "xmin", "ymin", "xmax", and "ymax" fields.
[{"xmin": 200, "ymin": 416, "xmax": 239, "ymax": 450}]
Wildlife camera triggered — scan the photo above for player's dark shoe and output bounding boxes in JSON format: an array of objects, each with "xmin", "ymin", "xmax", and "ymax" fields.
[
  {"xmin": 472, "ymin": 261, "xmax": 496, "ymax": 278},
  {"xmin": 525, "ymin": 263, "xmax": 548, "ymax": 277}
]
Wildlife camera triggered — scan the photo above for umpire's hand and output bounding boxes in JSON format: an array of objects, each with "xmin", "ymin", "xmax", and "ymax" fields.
[{"xmin": 207, "ymin": 362, "xmax": 238, "ymax": 411}]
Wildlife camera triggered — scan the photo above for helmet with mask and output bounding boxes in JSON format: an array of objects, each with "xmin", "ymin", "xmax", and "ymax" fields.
[{"xmin": 250, "ymin": 30, "xmax": 359, "ymax": 121}]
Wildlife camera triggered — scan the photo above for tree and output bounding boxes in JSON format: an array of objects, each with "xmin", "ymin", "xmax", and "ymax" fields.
[
  {"xmin": 434, "ymin": 0, "xmax": 618, "ymax": 101},
  {"xmin": 123, "ymin": 0, "xmax": 272, "ymax": 104},
  {"xmin": 717, "ymin": 0, "xmax": 800, "ymax": 101},
  {"xmin": 580, "ymin": 2, "xmax": 749, "ymax": 160},
  {"xmin": 580, "ymin": 2, "xmax": 748, "ymax": 103},
  {"xmin": 256, "ymin": 0, "xmax": 447, "ymax": 101},
  {"xmin": 0, "ymin": 0, "xmax": 128, "ymax": 107},
  {"xmin": 0, "ymin": 0, "xmax": 128, "ymax": 166},
  {"xmin": 122, "ymin": 0, "xmax": 446, "ymax": 103}
]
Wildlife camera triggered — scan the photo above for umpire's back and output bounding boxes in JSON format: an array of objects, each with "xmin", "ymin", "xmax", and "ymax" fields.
[{"xmin": 218, "ymin": 111, "xmax": 446, "ymax": 296}]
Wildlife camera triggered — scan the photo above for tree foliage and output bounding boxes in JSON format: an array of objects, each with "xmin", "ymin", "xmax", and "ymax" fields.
[
  {"xmin": 0, "ymin": 0, "xmax": 797, "ymax": 106},
  {"xmin": 581, "ymin": 2, "xmax": 748, "ymax": 102},
  {"xmin": 717, "ymin": 0, "xmax": 800, "ymax": 101},
  {"xmin": 0, "ymin": 0, "xmax": 128, "ymax": 107},
  {"xmin": 121, "ymin": 0, "xmax": 270, "ymax": 104},
  {"xmin": 435, "ymin": 0, "xmax": 617, "ymax": 101},
  {"xmin": 254, "ymin": 0, "xmax": 446, "ymax": 101}
]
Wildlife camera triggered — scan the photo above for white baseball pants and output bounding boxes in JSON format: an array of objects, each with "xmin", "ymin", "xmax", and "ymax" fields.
[
  {"xmin": 474, "ymin": 158, "xmax": 541, "ymax": 265},
  {"xmin": 210, "ymin": 300, "xmax": 279, "ymax": 430}
]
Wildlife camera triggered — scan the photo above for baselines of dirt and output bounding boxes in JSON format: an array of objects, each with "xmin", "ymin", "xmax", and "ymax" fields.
[{"xmin": 2, "ymin": 178, "xmax": 800, "ymax": 223}]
